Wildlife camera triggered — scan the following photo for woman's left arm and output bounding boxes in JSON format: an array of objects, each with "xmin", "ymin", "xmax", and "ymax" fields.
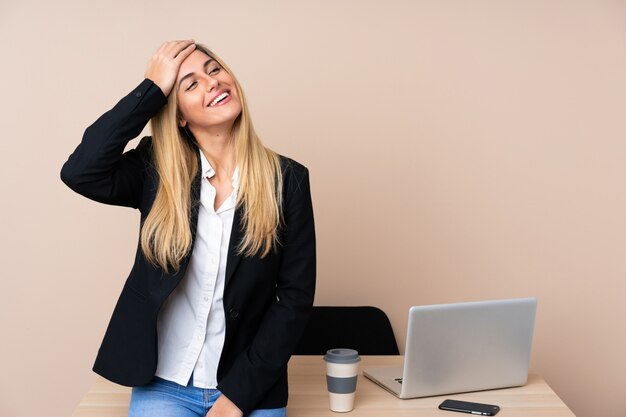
[{"xmin": 217, "ymin": 162, "xmax": 316, "ymax": 415}]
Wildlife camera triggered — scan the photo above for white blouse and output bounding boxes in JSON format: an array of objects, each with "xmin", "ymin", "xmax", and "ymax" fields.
[{"xmin": 155, "ymin": 151, "xmax": 239, "ymax": 388}]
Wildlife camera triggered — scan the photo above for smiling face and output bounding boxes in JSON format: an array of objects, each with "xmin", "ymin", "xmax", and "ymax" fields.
[{"xmin": 175, "ymin": 50, "xmax": 242, "ymax": 133}]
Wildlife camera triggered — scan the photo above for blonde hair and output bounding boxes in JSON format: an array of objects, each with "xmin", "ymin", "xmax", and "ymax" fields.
[{"xmin": 141, "ymin": 44, "xmax": 283, "ymax": 273}]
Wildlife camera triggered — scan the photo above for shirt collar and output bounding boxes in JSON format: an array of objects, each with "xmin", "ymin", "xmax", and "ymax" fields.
[{"xmin": 199, "ymin": 150, "xmax": 240, "ymax": 189}]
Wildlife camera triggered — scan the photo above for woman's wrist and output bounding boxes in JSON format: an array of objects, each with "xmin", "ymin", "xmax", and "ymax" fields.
[{"xmin": 206, "ymin": 393, "xmax": 243, "ymax": 417}]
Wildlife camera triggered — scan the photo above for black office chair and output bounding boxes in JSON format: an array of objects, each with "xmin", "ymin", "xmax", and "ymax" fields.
[{"xmin": 294, "ymin": 306, "xmax": 400, "ymax": 355}]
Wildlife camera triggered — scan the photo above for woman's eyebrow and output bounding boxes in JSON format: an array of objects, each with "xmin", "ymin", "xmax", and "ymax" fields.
[{"xmin": 178, "ymin": 58, "xmax": 215, "ymax": 90}]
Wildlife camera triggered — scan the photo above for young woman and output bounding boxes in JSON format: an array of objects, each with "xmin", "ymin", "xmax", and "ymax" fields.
[{"xmin": 61, "ymin": 40, "xmax": 316, "ymax": 417}]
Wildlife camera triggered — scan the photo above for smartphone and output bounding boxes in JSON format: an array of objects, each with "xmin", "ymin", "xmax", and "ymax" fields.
[{"xmin": 438, "ymin": 399, "xmax": 500, "ymax": 416}]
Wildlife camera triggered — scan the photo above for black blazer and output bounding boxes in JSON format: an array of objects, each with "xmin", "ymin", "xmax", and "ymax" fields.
[{"xmin": 60, "ymin": 79, "xmax": 316, "ymax": 414}]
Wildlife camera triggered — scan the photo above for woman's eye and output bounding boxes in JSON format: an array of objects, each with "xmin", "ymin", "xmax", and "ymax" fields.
[
  {"xmin": 209, "ymin": 67, "xmax": 220, "ymax": 75},
  {"xmin": 186, "ymin": 81, "xmax": 197, "ymax": 91}
]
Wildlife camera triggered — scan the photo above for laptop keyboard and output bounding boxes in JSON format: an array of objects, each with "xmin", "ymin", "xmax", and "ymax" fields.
[{"xmin": 394, "ymin": 378, "xmax": 403, "ymax": 384}]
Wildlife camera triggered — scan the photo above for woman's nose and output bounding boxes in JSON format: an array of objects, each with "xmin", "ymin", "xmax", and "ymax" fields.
[{"xmin": 203, "ymin": 74, "xmax": 218, "ymax": 91}]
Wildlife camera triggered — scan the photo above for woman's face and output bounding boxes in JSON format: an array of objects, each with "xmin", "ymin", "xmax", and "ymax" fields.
[{"xmin": 175, "ymin": 50, "xmax": 242, "ymax": 133}]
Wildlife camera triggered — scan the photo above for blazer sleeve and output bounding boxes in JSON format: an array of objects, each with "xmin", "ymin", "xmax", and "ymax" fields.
[
  {"xmin": 217, "ymin": 161, "xmax": 316, "ymax": 413},
  {"xmin": 60, "ymin": 79, "xmax": 167, "ymax": 208}
]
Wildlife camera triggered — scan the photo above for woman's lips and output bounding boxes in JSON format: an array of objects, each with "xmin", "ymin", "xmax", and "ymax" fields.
[
  {"xmin": 208, "ymin": 91, "xmax": 232, "ymax": 107},
  {"xmin": 211, "ymin": 94, "xmax": 232, "ymax": 107}
]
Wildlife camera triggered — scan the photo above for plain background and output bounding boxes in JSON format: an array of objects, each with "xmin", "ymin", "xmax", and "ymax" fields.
[{"xmin": 1, "ymin": 1, "xmax": 625, "ymax": 416}]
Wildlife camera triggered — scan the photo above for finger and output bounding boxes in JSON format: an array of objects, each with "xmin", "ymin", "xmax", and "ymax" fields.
[
  {"xmin": 173, "ymin": 43, "xmax": 196, "ymax": 62},
  {"xmin": 162, "ymin": 39, "xmax": 194, "ymax": 57},
  {"xmin": 152, "ymin": 40, "xmax": 191, "ymax": 60},
  {"xmin": 155, "ymin": 40, "xmax": 181, "ymax": 53}
]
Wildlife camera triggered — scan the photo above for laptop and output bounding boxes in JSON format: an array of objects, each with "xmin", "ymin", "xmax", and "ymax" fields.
[{"xmin": 363, "ymin": 297, "xmax": 537, "ymax": 398}]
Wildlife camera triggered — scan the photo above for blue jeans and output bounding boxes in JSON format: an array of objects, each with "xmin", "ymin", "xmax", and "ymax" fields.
[{"xmin": 128, "ymin": 374, "xmax": 286, "ymax": 417}]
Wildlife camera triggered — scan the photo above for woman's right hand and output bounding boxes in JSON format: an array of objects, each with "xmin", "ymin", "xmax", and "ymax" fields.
[{"xmin": 145, "ymin": 40, "xmax": 196, "ymax": 96}]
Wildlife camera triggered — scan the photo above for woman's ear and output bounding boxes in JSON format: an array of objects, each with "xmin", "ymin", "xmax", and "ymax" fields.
[{"xmin": 178, "ymin": 118, "xmax": 187, "ymax": 128}]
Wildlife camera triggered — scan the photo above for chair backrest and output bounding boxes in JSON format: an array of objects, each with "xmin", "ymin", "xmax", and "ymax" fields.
[{"xmin": 294, "ymin": 306, "xmax": 400, "ymax": 355}]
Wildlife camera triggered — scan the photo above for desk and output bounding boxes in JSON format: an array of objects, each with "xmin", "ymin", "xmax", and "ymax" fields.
[{"xmin": 72, "ymin": 356, "xmax": 576, "ymax": 417}]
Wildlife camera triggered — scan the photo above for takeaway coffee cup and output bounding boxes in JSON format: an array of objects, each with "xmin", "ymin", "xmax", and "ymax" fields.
[{"xmin": 324, "ymin": 348, "xmax": 361, "ymax": 412}]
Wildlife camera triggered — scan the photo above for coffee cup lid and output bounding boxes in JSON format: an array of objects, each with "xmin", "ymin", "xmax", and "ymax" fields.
[{"xmin": 324, "ymin": 348, "xmax": 361, "ymax": 364}]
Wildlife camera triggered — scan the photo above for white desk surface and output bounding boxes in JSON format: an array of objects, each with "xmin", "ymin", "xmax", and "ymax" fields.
[{"xmin": 72, "ymin": 355, "xmax": 576, "ymax": 417}]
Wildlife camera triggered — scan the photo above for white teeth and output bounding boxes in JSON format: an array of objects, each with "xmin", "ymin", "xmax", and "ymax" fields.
[{"xmin": 209, "ymin": 92, "xmax": 229, "ymax": 107}]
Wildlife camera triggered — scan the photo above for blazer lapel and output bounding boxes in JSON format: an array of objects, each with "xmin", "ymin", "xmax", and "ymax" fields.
[
  {"xmin": 189, "ymin": 151, "xmax": 202, "ymax": 243},
  {"xmin": 225, "ymin": 206, "xmax": 244, "ymax": 289}
]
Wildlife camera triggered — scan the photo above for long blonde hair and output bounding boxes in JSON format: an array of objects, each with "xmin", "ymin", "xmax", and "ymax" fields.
[{"xmin": 141, "ymin": 44, "xmax": 283, "ymax": 273}]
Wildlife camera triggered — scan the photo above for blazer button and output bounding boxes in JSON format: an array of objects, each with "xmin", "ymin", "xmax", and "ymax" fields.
[
  {"xmin": 135, "ymin": 91, "xmax": 142, "ymax": 98},
  {"xmin": 229, "ymin": 308, "xmax": 239, "ymax": 318}
]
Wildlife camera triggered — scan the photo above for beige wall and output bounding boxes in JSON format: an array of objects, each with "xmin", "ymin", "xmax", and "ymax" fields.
[{"xmin": 2, "ymin": 1, "xmax": 625, "ymax": 416}]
